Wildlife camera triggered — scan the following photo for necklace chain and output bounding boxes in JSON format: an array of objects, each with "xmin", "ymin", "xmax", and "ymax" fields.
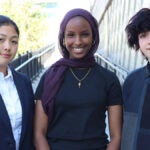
[{"xmin": 70, "ymin": 67, "xmax": 91, "ymax": 88}]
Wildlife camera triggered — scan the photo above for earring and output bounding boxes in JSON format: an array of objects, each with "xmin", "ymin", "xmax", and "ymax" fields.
[{"xmin": 92, "ymin": 40, "xmax": 95, "ymax": 45}]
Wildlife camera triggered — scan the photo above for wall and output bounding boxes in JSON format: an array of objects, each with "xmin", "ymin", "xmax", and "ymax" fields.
[{"xmin": 92, "ymin": 0, "xmax": 150, "ymax": 72}]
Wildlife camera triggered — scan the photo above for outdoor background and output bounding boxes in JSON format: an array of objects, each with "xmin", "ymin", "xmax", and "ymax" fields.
[{"xmin": 0, "ymin": 0, "xmax": 94, "ymax": 55}]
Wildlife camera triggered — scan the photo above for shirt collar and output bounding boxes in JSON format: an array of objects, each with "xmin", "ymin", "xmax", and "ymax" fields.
[{"xmin": 0, "ymin": 67, "xmax": 13, "ymax": 80}]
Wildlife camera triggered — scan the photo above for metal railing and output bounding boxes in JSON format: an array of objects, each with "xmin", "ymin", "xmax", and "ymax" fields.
[
  {"xmin": 95, "ymin": 53, "xmax": 129, "ymax": 84},
  {"xmin": 9, "ymin": 43, "xmax": 55, "ymax": 80}
]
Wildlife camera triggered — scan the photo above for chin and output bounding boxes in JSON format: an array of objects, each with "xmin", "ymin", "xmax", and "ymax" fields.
[
  {"xmin": 72, "ymin": 53, "xmax": 87, "ymax": 59},
  {"xmin": 73, "ymin": 56, "xmax": 85, "ymax": 59}
]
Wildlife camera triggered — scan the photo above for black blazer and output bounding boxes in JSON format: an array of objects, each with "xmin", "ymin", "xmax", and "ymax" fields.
[{"xmin": 0, "ymin": 69, "xmax": 35, "ymax": 150}]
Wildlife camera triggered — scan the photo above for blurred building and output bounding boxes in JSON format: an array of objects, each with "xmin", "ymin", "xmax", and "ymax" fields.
[{"xmin": 92, "ymin": 0, "xmax": 150, "ymax": 72}]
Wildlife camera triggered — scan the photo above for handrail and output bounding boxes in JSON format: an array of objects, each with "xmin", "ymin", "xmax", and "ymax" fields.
[
  {"xmin": 12, "ymin": 43, "xmax": 55, "ymax": 80},
  {"xmin": 94, "ymin": 53, "xmax": 129, "ymax": 83},
  {"xmin": 15, "ymin": 43, "xmax": 55, "ymax": 71}
]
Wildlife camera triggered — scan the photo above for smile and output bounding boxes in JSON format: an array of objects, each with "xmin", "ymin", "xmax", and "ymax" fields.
[
  {"xmin": 73, "ymin": 48, "xmax": 84, "ymax": 52},
  {"xmin": 1, "ymin": 53, "xmax": 11, "ymax": 58}
]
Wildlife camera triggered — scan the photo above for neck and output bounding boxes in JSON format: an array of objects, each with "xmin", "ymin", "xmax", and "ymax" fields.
[{"xmin": 0, "ymin": 66, "xmax": 8, "ymax": 76}]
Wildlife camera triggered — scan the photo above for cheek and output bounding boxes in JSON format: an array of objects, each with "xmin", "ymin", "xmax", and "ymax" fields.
[
  {"xmin": 64, "ymin": 39, "xmax": 72, "ymax": 47},
  {"xmin": 88, "ymin": 35, "xmax": 93, "ymax": 43},
  {"xmin": 138, "ymin": 39, "xmax": 143, "ymax": 48},
  {"xmin": 87, "ymin": 38, "xmax": 93, "ymax": 47},
  {"xmin": 11, "ymin": 47, "xmax": 18, "ymax": 56}
]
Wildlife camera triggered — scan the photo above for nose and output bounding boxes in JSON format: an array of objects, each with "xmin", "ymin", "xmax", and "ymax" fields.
[
  {"xmin": 4, "ymin": 41, "xmax": 11, "ymax": 51},
  {"xmin": 74, "ymin": 36, "xmax": 82, "ymax": 45}
]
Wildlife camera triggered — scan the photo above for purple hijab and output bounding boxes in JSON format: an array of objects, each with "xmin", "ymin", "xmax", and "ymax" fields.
[{"xmin": 42, "ymin": 8, "xmax": 100, "ymax": 123}]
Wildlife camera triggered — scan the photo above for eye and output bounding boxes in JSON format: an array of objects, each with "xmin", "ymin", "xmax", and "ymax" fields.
[
  {"xmin": 139, "ymin": 32, "xmax": 147, "ymax": 39},
  {"xmin": 66, "ymin": 33, "xmax": 74, "ymax": 37},
  {"xmin": 81, "ymin": 32, "xmax": 90, "ymax": 37},
  {"xmin": 0, "ymin": 38, "xmax": 4, "ymax": 42},
  {"xmin": 12, "ymin": 40, "xmax": 18, "ymax": 45}
]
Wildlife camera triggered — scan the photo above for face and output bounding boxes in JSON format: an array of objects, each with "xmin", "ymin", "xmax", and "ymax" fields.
[
  {"xmin": 0, "ymin": 24, "xmax": 19, "ymax": 75},
  {"xmin": 64, "ymin": 16, "xmax": 93, "ymax": 59},
  {"xmin": 138, "ymin": 31, "xmax": 150, "ymax": 61}
]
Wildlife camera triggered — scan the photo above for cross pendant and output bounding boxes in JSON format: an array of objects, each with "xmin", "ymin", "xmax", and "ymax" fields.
[{"xmin": 78, "ymin": 82, "xmax": 81, "ymax": 88}]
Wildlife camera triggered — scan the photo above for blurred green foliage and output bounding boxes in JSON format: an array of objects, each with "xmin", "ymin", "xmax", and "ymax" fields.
[{"xmin": 0, "ymin": 0, "xmax": 50, "ymax": 54}]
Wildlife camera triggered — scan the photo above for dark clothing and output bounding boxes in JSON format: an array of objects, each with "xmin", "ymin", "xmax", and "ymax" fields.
[
  {"xmin": 35, "ymin": 63, "xmax": 122, "ymax": 150},
  {"xmin": 121, "ymin": 63, "xmax": 150, "ymax": 150},
  {"xmin": 0, "ymin": 69, "xmax": 35, "ymax": 150}
]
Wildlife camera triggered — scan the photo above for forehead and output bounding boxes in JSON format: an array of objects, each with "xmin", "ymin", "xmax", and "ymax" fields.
[
  {"xmin": 0, "ymin": 24, "xmax": 18, "ymax": 37},
  {"xmin": 65, "ymin": 16, "xmax": 91, "ymax": 30}
]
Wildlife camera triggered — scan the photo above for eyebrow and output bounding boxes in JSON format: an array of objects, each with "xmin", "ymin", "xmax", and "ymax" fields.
[
  {"xmin": 66, "ymin": 29, "xmax": 91, "ymax": 33},
  {"xmin": 0, "ymin": 33, "xmax": 19, "ymax": 38}
]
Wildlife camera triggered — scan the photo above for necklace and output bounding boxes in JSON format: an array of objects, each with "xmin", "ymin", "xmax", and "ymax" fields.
[{"xmin": 70, "ymin": 67, "xmax": 91, "ymax": 88}]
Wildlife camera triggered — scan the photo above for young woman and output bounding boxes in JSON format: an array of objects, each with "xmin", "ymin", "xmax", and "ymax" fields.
[
  {"xmin": 0, "ymin": 15, "xmax": 35, "ymax": 150},
  {"xmin": 121, "ymin": 8, "xmax": 150, "ymax": 150},
  {"xmin": 34, "ymin": 8, "xmax": 122, "ymax": 150}
]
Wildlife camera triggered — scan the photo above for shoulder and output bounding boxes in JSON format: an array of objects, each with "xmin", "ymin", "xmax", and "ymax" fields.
[
  {"xmin": 93, "ymin": 64, "xmax": 121, "ymax": 93},
  {"xmin": 124, "ymin": 66, "xmax": 146, "ymax": 86},
  {"xmin": 11, "ymin": 69, "xmax": 31, "ymax": 83},
  {"xmin": 123, "ymin": 66, "xmax": 146, "ymax": 96},
  {"xmin": 94, "ymin": 64, "xmax": 122, "ymax": 105},
  {"xmin": 94, "ymin": 63, "xmax": 119, "ymax": 81}
]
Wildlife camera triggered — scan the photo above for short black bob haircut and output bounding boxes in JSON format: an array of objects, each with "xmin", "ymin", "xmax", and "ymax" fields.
[
  {"xmin": 125, "ymin": 8, "xmax": 150, "ymax": 50},
  {"xmin": 0, "ymin": 15, "xmax": 19, "ymax": 36}
]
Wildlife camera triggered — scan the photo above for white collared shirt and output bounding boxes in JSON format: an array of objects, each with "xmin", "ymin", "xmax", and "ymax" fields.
[{"xmin": 0, "ymin": 68, "xmax": 22, "ymax": 150}]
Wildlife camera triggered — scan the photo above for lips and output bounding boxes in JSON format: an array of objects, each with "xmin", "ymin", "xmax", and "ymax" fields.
[{"xmin": 1, "ymin": 53, "xmax": 11, "ymax": 58}]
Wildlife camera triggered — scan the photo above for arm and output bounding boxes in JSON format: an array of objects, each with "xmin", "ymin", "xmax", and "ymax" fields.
[
  {"xmin": 106, "ymin": 105, "xmax": 123, "ymax": 150},
  {"xmin": 34, "ymin": 100, "xmax": 50, "ymax": 150}
]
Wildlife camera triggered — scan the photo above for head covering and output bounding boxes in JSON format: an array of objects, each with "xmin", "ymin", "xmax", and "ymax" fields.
[
  {"xmin": 58, "ymin": 8, "xmax": 99, "ymax": 58},
  {"xmin": 42, "ymin": 8, "xmax": 100, "ymax": 124}
]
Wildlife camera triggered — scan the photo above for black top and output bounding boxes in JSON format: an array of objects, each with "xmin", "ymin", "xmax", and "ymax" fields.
[{"xmin": 35, "ymin": 63, "xmax": 122, "ymax": 150}]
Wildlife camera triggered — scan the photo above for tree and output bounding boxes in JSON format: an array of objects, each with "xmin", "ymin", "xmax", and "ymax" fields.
[{"xmin": 0, "ymin": 0, "xmax": 50, "ymax": 54}]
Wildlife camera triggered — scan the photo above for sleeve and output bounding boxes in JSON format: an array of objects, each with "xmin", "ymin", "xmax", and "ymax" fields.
[
  {"xmin": 34, "ymin": 73, "xmax": 45, "ymax": 100},
  {"xmin": 107, "ymin": 74, "xmax": 123, "ymax": 106}
]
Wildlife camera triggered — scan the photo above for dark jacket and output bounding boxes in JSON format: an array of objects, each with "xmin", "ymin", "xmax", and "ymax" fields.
[
  {"xmin": 0, "ymin": 69, "xmax": 35, "ymax": 150},
  {"xmin": 121, "ymin": 63, "xmax": 150, "ymax": 150}
]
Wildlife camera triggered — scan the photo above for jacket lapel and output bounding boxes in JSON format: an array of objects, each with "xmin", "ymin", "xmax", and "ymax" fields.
[
  {"xmin": 0, "ymin": 94, "xmax": 12, "ymax": 132},
  {"xmin": 11, "ymin": 70, "xmax": 27, "ymax": 139}
]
